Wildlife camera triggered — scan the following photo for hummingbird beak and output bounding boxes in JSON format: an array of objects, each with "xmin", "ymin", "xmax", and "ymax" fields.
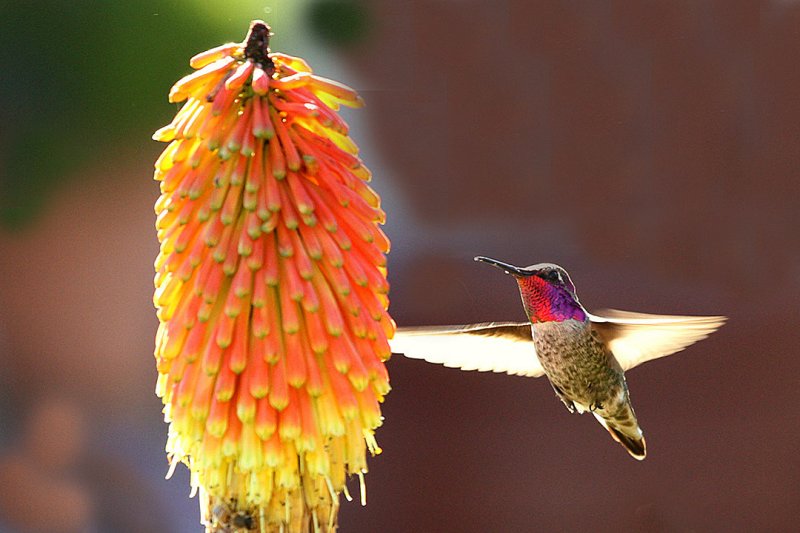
[{"xmin": 474, "ymin": 256, "xmax": 532, "ymax": 276}]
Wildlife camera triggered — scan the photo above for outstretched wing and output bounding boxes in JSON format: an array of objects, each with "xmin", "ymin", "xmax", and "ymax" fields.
[
  {"xmin": 589, "ymin": 309, "xmax": 726, "ymax": 371},
  {"xmin": 390, "ymin": 322, "xmax": 544, "ymax": 377}
]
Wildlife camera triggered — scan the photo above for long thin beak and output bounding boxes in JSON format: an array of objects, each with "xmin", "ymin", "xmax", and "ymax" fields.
[{"xmin": 474, "ymin": 256, "xmax": 532, "ymax": 276}]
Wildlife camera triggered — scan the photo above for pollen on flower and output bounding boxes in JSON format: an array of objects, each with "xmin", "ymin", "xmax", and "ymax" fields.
[{"xmin": 152, "ymin": 20, "xmax": 393, "ymax": 533}]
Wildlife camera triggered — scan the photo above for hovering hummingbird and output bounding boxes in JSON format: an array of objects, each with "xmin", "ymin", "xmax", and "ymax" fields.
[{"xmin": 390, "ymin": 256, "xmax": 726, "ymax": 460}]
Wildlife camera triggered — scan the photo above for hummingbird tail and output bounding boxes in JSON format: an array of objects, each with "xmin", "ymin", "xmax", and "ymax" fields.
[{"xmin": 593, "ymin": 412, "xmax": 646, "ymax": 460}]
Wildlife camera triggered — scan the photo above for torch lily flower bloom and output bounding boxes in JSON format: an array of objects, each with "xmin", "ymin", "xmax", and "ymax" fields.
[{"xmin": 152, "ymin": 20, "xmax": 393, "ymax": 532}]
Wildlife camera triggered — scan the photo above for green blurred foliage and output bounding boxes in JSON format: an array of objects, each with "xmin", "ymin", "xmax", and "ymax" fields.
[
  {"xmin": 0, "ymin": 0, "xmax": 317, "ymax": 229},
  {"xmin": 308, "ymin": 0, "xmax": 370, "ymax": 46},
  {"xmin": 0, "ymin": 2, "xmax": 219, "ymax": 228}
]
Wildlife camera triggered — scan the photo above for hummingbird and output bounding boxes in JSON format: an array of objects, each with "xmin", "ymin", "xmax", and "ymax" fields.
[{"xmin": 390, "ymin": 256, "xmax": 726, "ymax": 460}]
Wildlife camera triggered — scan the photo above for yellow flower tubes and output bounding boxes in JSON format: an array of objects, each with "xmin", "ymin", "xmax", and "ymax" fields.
[{"xmin": 152, "ymin": 21, "xmax": 393, "ymax": 532}]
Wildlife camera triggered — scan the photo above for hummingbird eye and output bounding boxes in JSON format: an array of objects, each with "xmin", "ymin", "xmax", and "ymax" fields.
[{"xmin": 544, "ymin": 270, "xmax": 561, "ymax": 283}]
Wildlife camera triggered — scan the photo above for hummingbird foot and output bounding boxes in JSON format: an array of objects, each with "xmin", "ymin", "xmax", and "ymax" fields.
[
  {"xmin": 589, "ymin": 401, "xmax": 604, "ymax": 413},
  {"xmin": 551, "ymin": 384, "xmax": 577, "ymax": 413},
  {"xmin": 562, "ymin": 400, "xmax": 576, "ymax": 414}
]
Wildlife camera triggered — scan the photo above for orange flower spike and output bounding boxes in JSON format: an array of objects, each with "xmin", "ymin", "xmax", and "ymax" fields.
[
  {"xmin": 252, "ymin": 95, "xmax": 275, "ymax": 139},
  {"xmin": 177, "ymin": 357, "xmax": 201, "ymax": 402},
  {"xmin": 244, "ymin": 211, "xmax": 263, "ymax": 247},
  {"xmin": 237, "ymin": 371, "xmax": 257, "ymax": 423},
  {"xmin": 262, "ymin": 157, "xmax": 282, "ymax": 214},
  {"xmin": 285, "ymin": 171, "xmax": 315, "ymax": 215},
  {"xmin": 325, "ymin": 357, "xmax": 359, "ymax": 421},
  {"xmin": 214, "ymin": 362, "xmax": 237, "ymax": 402},
  {"xmin": 184, "ymin": 105, "xmax": 209, "ymax": 140},
  {"xmin": 255, "ymin": 397, "xmax": 277, "ymax": 440},
  {"xmin": 237, "ymin": 220, "xmax": 256, "ymax": 256},
  {"xmin": 327, "ymin": 335, "xmax": 353, "ymax": 374},
  {"xmin": 206, "ymin": 396, "xmax": 230, "ymax": 439},
  {"xmin": 269, "ymin": 355, "xmax": 290, "ymax": 412},
  {"xmin": 373, "ymin": 323, "xmax": 394, "ymax": 361},
  {"xmin": 271, "ymin": 52, "xmax": 312, "ymax": 74},
  {"xmin": 344, "ymin": 306, "xmax": 369, "ymax": 340},
  {"xmin": 298, "ymin": 324, "xmax": 325, "ymax": 390},
  {"xmin": 227, "ymin": 312, "xmax": 251, "ymax": 374},
  {"xmin": 319, "ymin": 260, "xmax": 352, "ymax": 297},
  {"xmin": 312, "ymin": 230, "xmax": 345, "ymax": 270},
  {"xmin": 260, "ymin": 331, "xmax": 281, "ymax": 366},
  {"xmin": 303, "ymin": 185, "xmax": 339, "ymax": 233},
  {"xmin": 271, "ymin": 109, "xmax": 303, "ymax": 172},
  {"xmin": 238, "ymin": 422, "xmax": 262, "ymax": 472},
  {"xmin": 328, "ymin": 176, "xmax": 385, "ymax": 225},
  {"xmin": 269, "ymin": 71, "xmax": 312, "ymax": 91},
  {"xmin": 283, "ymin": 331, "xmax": 308, "ymax": 388},
  {"xmin": 202, "ymin": 108, "xmax": 236, "ymax": 151},
  {"xmin": 221, "ymin": 400, "xmax": 243, "ymax": 457},
  {"xmin": 299, "ymin": 279, "xmax": 320, "ymax": 313},
  {"xmin": 255, "ymin": 188, "xmax": 272, "ymax": 225},
  {"xmin": 277, "ymin": 188, "xmax": 300, "ymax": 233},
  {"xmin": 262, "ymin": 432, "xmax": 282, "ymax": 470},
  {"xmin": 342, "ymin": 254, "xmax": 369, "ymax": 288},
  {"xmin": 311, "ymin": 272, "xmax": 346, "ymax": 337},
  {"xmin": 221, "ymin": 223, "xmax": 245, "ymax": 276},
  {"xmin": 272, "ymin": 99, "xmax": 320, "ymax": 120},
  {"xmin": 190, "ymin": 43, "xmax": 240, "ymax": 69},
  {"xmin": 279, "ymin": 276, "xmax": 302, "ymax": 336},
  {"xmin": 191, "ymin": 371, "xmax": 215, "ymax": 421},
  {"xmin": 356, "ymin": 386, "xmax": 383, "ymax": 431},
  {"xmin": 279, "ymin": 256, "xmax": 304, "ymax": 303},
  {"xmin": 275, "ymin": 222, "xmax": 295, "ymax": 260},
  {"xmin": 153, "ymin": 20, "xmax": 393, "ymax": 533},
  {"xmin": 327, "ymin": 223, "xmax": 353, "ymax": 253},
  {"xmin": 286, "ymin": 124, "xmax": 324, "ymax": 166},
  {"xmin": 200, "ymin": 335, "xmax": 225, "ymax": 376},
  {"xmin": 290, "ymin": 89, "xmax": 349, "ymax": 134},
  {"xmin": 361, "ymin": 260, "xmax": 390, "ymax": 294},
  {"xmin": 261, "ymin": 240, "xmax": 280, "ymax": 287},
  {"xmin": 224, "ymin": 60, "xmax": 254, "ymax": 92},
  {"xmin": 240, "ymin": 125, "xmax": 258, "ymax": 160},
  {"xmin": 246, "ymin": 143, "xmax": 264, "ymax": 193},
  {"xmin": 268, "ymin": 124, "xmax": 287, "ymax": 179},
  {"xmin": 183, "ymin": 321, "xmax": 209, "ymax": 362},
  {"xmin": 252, "ymin": 67, "xmax": 271, "ymax": 95},
  {"xmin": 229, "ymin": 259, "xmax": 253, "ymax": 299},
  {"xmin": 157, "ymin": 100, "xmax": 196, "ymax": 141},
  {"xmin": 338, "ymin": 202, "xmax": 380, "ymax": 245},
  {"xmin": 249, "ymin": 350, "xmax": 270, "ymax": 399},
  {"xmin": 207, "ymin": 177, "xmax": 231, "ymax": 215},
  {"xmin": 178, "ymin": 292, "xmax": 203, "ymax": 329},
  {"xmin": 307, "ymin": 74, "xmax": 365, "ymax": 108},
  {"xmin": 296, "ymin": 223, "xmax": 323, "ymax": 261},
  {"xmin": 224, "ymin": 104, "xmax": 253, "ymax": 155},
  {"xmin": 210, "ymin": 83, "xmax": 237, "ymax": 117},
  {"xmin": 287, "ymin": 230, "xmax": 314, "ymax": 280},
  {"xmin": 169, "ymin": 56, "xmax": 236, "ymax": 103},
  {"xmin": 220, "ymin": 174, "xmax": 244, "ymax": 225}
]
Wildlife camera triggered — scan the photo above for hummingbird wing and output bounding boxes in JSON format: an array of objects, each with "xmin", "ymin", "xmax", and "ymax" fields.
[
  {"xmin": 390, "ymin": 322, "xmax": 545, "ymax": 377},
  {"xmin": 589, "ymin": 309, "xmax": 726, "ymax": 371}
]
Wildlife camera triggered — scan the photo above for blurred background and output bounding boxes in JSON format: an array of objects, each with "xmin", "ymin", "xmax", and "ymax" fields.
[{"xmin": 1, "ymin": 1, "xmax": 798, "ymax": 531}]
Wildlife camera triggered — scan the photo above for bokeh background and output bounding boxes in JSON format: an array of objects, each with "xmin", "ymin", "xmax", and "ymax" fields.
[{"xmin": 1, "ymin": 1, "xmax": 798, "ymax": 531}]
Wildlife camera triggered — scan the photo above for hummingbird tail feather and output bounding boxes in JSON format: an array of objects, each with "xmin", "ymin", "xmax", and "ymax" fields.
[
  {"xmin": 593, "ymin": 413, "xmax": 646, "ymax": 460},
  {"xmin": 605, "ymin": 423, "xmax": 646, "ymax": 460}
]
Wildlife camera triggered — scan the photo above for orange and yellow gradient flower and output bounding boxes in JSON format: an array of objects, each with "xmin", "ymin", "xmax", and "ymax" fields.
[{"xmin": 152, "ymin": 21, "xmax": 393, "ymax": 532}]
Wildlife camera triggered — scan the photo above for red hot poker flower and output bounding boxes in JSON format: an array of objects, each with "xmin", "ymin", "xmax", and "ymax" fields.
[{"xmin": 152, "ymin": 20, "xmax": 393, "ymax": 533}]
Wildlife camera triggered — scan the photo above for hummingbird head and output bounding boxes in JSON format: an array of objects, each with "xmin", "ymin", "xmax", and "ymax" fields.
[{"xmin": 475, "ymin": 256, "xmax": 586, "ymax": 323}]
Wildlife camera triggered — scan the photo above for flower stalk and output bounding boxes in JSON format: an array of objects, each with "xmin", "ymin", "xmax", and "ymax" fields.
[{"xmin": 152, "ymin": 20, "xmax": 392, "ymax": 532}]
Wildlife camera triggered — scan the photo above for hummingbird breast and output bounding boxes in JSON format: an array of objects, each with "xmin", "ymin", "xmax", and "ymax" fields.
[{"xmin": 532, "ymin": 319, "xmax": 627, "ymax": 413}]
